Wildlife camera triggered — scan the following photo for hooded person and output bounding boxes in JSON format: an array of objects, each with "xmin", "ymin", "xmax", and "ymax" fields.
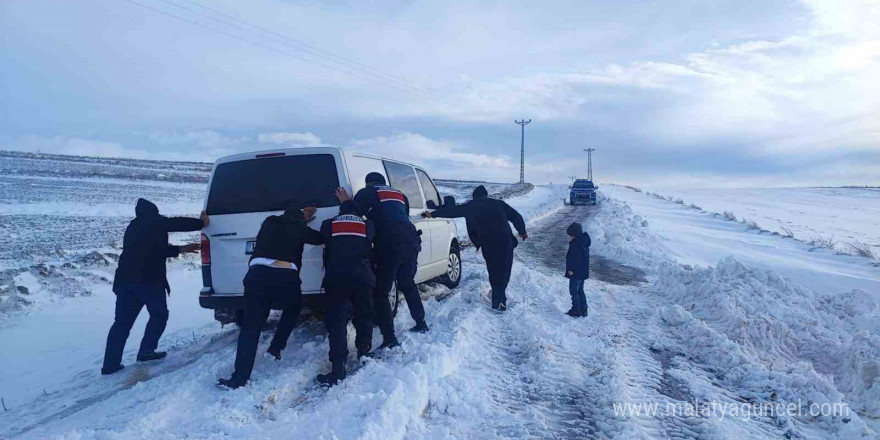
[
  {"xmin": 314, "ymin": 200, "xmax": 377, "ymax": 386},
  {"xmin": 102, "ymin": 198, "xmax": 207, "ymax": 375},
  {"xmin": 423, "ymin": 185, "xmax": 527, "ymax": 311},
  {"xmin": 565, "ymin": 222, "xmax": 591, "ymax": 317},
  {"xmin": 218, "ymin": 206, "xmax": 323, "ymax": 389},
  {"xmin": 333, "ymin": 172, "xmax": 427, "ymax": 352}
]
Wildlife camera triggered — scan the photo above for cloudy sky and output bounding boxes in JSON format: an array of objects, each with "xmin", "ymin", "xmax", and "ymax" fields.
[{"xmin": 2, "ymin": 0, "xmax": 879, "ymax": 186}]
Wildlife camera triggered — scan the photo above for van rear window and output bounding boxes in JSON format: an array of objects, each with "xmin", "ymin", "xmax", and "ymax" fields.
[{"xmin": 206, "ymin": 154, "xmax": 340, "ymax": 215}]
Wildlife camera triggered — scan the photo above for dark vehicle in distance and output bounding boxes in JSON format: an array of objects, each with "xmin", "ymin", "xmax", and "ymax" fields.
[{"xmin": 569, "ymin": 179, "xmax": 597, "ymax": 205}]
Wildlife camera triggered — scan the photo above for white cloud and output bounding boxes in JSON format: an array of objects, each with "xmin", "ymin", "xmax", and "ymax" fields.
[
  {"xmin": 147, "ymin": 130, "xmax": 249, "ymax": 148},
  {"xmin": 257, "ymin": 132, "xmax": 322, "ymax": 146},
  {"xmin": 350, "ymin": 132, "xmax": 517, "ymax": 181}
]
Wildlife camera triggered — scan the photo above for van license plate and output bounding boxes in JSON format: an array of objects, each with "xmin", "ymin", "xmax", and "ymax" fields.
[{"xmin": 245, "ymin": 241, "xmax": 256, "ymax": 255}]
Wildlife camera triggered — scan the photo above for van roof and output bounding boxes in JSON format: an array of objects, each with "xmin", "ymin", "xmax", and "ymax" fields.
[
  {"xmin": 214, "ymin": 146, "xmax": 343, "ymax": 165},
  {"xmin": 213, "ymin": 146, "xmax": 424, "ymax": 170}
]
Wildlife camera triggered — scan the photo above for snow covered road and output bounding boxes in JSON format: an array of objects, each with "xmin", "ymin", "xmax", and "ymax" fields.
[{"xmin": 1, "ymin": 181, "xmax": 878, "ymax": 439}]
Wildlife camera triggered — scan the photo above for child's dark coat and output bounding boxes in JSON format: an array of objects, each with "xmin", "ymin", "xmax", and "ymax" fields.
[{"xmin": 565, "ymin": 232, "xmax": 591, "ymax": 280}]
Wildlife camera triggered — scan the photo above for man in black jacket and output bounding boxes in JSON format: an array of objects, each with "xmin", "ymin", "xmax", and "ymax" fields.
[
  {"xmin": 219, "ymin": 207, "xmax": 322, "ymax": 389},
  {"xmin": 565, "ymin": 222, "xmax": 591, "ymax": 317},
  {"xmin": 315, "ymin": 201, "xmax": 376, "ymax": 386},
  {"xmin": 424, "ymin": 185, "xmax": 527, "ymax": 311},
  {"xmin": 102, "ymin": 198, "xmax": 207, "ymax": 375},
  {"xmin": 335, "ymin": 172, "xmax": 427, "ymax": 350}
]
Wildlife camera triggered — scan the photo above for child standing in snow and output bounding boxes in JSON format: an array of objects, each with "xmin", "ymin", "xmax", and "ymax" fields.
[{"xmin": 565, "ymin": 222, "xmax": 591, "ymax": 317}]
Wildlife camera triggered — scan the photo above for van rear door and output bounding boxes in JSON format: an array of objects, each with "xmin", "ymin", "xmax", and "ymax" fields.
[{"xmin": 203, "ymin": 150, "xmax": 345, "ymax": 296}]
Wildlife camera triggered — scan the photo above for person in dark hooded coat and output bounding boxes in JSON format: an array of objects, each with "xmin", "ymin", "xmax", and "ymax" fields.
[
  {"xmin": 219, "ymin": 206, "xmax": 322, "ymax": 389},
  {"xmin": 423, "ymin": 185, "xmax": 527, "ymax": 311},
  {"xmin": 102, "ymin": 198, "xmax": 207, "ymax": 375},
  {"xmin": 334, "ymin": 172, "xmax": 427, "ymax": 351},
  {"xmin": 565, "ymin": 222, "xmax": 591, "ymax": 317}
]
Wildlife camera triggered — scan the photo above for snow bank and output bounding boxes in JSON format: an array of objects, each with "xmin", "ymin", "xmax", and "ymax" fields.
[
  {"xmin": 653, "ymin": 257, "xmax": 880, "ymax": 420},
  {"xmin": 586, "ymin": 192, "xmax": 668, "ymax": 272},
  {"xmin": 590, "ymin": 185, "xmax": 879, "ymax": 436}
]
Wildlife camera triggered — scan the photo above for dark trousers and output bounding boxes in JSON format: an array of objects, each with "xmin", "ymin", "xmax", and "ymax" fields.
[
  {"xmin": 232, "ymin": 265, "xmax": 302, "ymax": 383},
  {"xmin": 569, "ymin": 278, "xmax": 587, "ymax": 310},
  {"xmin": 373, "ymin": 244, "xmax": 422, "ymax": 340},
  {"xmin": 482, "ymin": 236, "xmax": 515, "ymax": 307},
  {"xmin": 103, "ymin": 285, "xmax": 168, "ymax": 369},
  {"xmin": 325, "ymin": 283, "xmax": 374, "ymax": 365}
]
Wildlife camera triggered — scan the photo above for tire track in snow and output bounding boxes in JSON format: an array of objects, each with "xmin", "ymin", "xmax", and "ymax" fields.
[
  {"xmin": 424, "ymin": 287, "xmax": 616, "ymax": 439},
  {"xmin": 423, "ymin": 205, "xmax": 646, "ymax": 439},
  {"xmin": 3, "ymin": 328, "xmax": 239, "ymax": 438},
  {"xmin": 515, "ymin": 205, "xmax": 723, "ymax": 439}
]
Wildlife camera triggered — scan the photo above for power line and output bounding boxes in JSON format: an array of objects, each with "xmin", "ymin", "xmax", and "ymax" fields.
[
  {"xmin": 515, "ymin": 119, "xmax": 531, "ymax": 184},
  {"xmin": 122, "ymin": 0, "xmax": 457, "ymax": 104},
  {"xmin": 175, "ymin": 0, "xmax": 440, "ymax": 95},
  {"xmin": 584, "ymin": 148, "xmax": 595, "ymax": 181},
  {"xmin": 157, "ymin": 0, "xmax": 437, "ymax": 96}
]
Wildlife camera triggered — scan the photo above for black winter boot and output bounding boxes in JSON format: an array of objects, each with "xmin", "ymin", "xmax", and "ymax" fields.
[
  {"xmin": 217, "ymin": 377, "xmax": 246, "ymax": 390},
  {"xmin": 377, "ymin": 337, "xmax": 400, "ymax": 351},
  {"xmin": 266, "ymin": 347, "xmax": 282, "ymax": 361},
  {"xmin": 136, "ymin": 351, "xmax": 167, "ymax": 362},
  {"xmin": 101, "ymin": 364, "xmax": 125, "ymax": 375},
  {"xmin": 316, "ymin": 362, "xmax": 346, "ymax": 387},
  {"xmin": 409, "ymin": 320, "xmax": 429, "ymax": 333}
]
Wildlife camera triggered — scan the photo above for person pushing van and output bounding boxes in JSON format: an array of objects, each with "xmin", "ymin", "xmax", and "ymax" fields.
[
  {"xmin": 423, "ymin": 185, "xmax": 527, "ymax": 311},
  {"xmin": 102, "ymin": 199, "xmax": 208, "ymax": 375},
  {"xmin": 315, "ymin": 200, "xmax": 377, "ymax": 386},
  {"xmin": 218, "ymin": 206, "xmax": 322, "ymax": 389},
  {"xmin": 335, "ymin": 172, "xmax": 428, "ymax": 350}
]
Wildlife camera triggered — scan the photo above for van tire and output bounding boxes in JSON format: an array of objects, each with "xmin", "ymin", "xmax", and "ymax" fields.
[
  {"xmin": 391, "ymin": 283, "xmax": 400, "ymax": 318},
  {"xmin": 439, "ymin": 242, "xmax": 462, "ymax": 288}
]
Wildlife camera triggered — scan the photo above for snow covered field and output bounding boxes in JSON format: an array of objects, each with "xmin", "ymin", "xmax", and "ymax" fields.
[
  {"xmin": 1, "ymin": 152, "xmax": 878, "ymax": 439},
  {"xmin": 0, "ymin": 151, "xmax": 208, "ymax": 269},
  {"xmin": 634, "ymin": 186, "xmax": 880, "ymax": 258}
]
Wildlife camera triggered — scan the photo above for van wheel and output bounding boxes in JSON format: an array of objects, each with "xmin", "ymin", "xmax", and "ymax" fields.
[
  {"xmin": 440, "ymin": 243, "xmax": 462, "ymax": 288},
  {"xmin": 214, "ymin": 308, "xmax": 244, "ymax": 327},
  {"xmin": 391, "ymin": 281, "xmax": 400, "ymax": 317}
]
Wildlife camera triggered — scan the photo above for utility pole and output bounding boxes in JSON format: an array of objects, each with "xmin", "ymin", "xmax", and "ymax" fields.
[
  {"xmin": 515, "ymin": 119, "xmax": 531, "ymax": 183},
  {"xmin": 584, "ymin": 148, "xmax": 596, "ymax": 181},
  {"xmin": 569, "ymin": 175, "xmax": 577, "ymax": 183}
]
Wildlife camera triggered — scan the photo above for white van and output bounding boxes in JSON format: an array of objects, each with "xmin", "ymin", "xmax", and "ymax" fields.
[{"xmin": 198, "ymin": 147, "xmax": 462, "ymax": 324}]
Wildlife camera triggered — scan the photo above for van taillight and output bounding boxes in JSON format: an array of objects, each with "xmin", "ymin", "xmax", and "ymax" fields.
[
  {"xmin": 200, "ymin": 233, "xmax": 211, "ymax": 265},
  {"xmin": 256, "ymin": 152, "xmax": 286, "ymax": 158}
]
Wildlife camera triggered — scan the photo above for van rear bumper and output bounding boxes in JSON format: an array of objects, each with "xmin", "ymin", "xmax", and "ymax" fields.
[
  {"xmin": 199, "ymin": 290, "xmax": 244, "ymax": 310},
  {"xmin": 199, "ymin": 288, "xmax": 324, "ymax": 310}
]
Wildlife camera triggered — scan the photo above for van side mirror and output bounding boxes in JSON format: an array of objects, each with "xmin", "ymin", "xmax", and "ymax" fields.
[
  {"xmin": 594, "ymin": 185, "xmax": 599, "ymax": 189},
  {"xmin": 426, "ymin": 200, "xmax": 438, "ymax": 209},
  {"xmin": 443, "ymin": 195, "xmax": 456, "ymax": 207}
]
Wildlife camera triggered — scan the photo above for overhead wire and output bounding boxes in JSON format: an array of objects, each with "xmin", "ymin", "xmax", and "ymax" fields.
[
  {"xmin": 122, "ymin": 0, "xmax": 460, "ymax": 106},
  {"xmin": 174, "ymin": 0, "xmax": 442, "ymax": 95}
]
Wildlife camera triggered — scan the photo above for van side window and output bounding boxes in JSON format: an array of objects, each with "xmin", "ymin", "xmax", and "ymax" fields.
[
  {"xmin": 383, "ymin": 161, "xmax": 424, "ymax": 209},
  {"xmin": 416, "ymin": 169, "xmax": 440, "ymax": 207}
]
